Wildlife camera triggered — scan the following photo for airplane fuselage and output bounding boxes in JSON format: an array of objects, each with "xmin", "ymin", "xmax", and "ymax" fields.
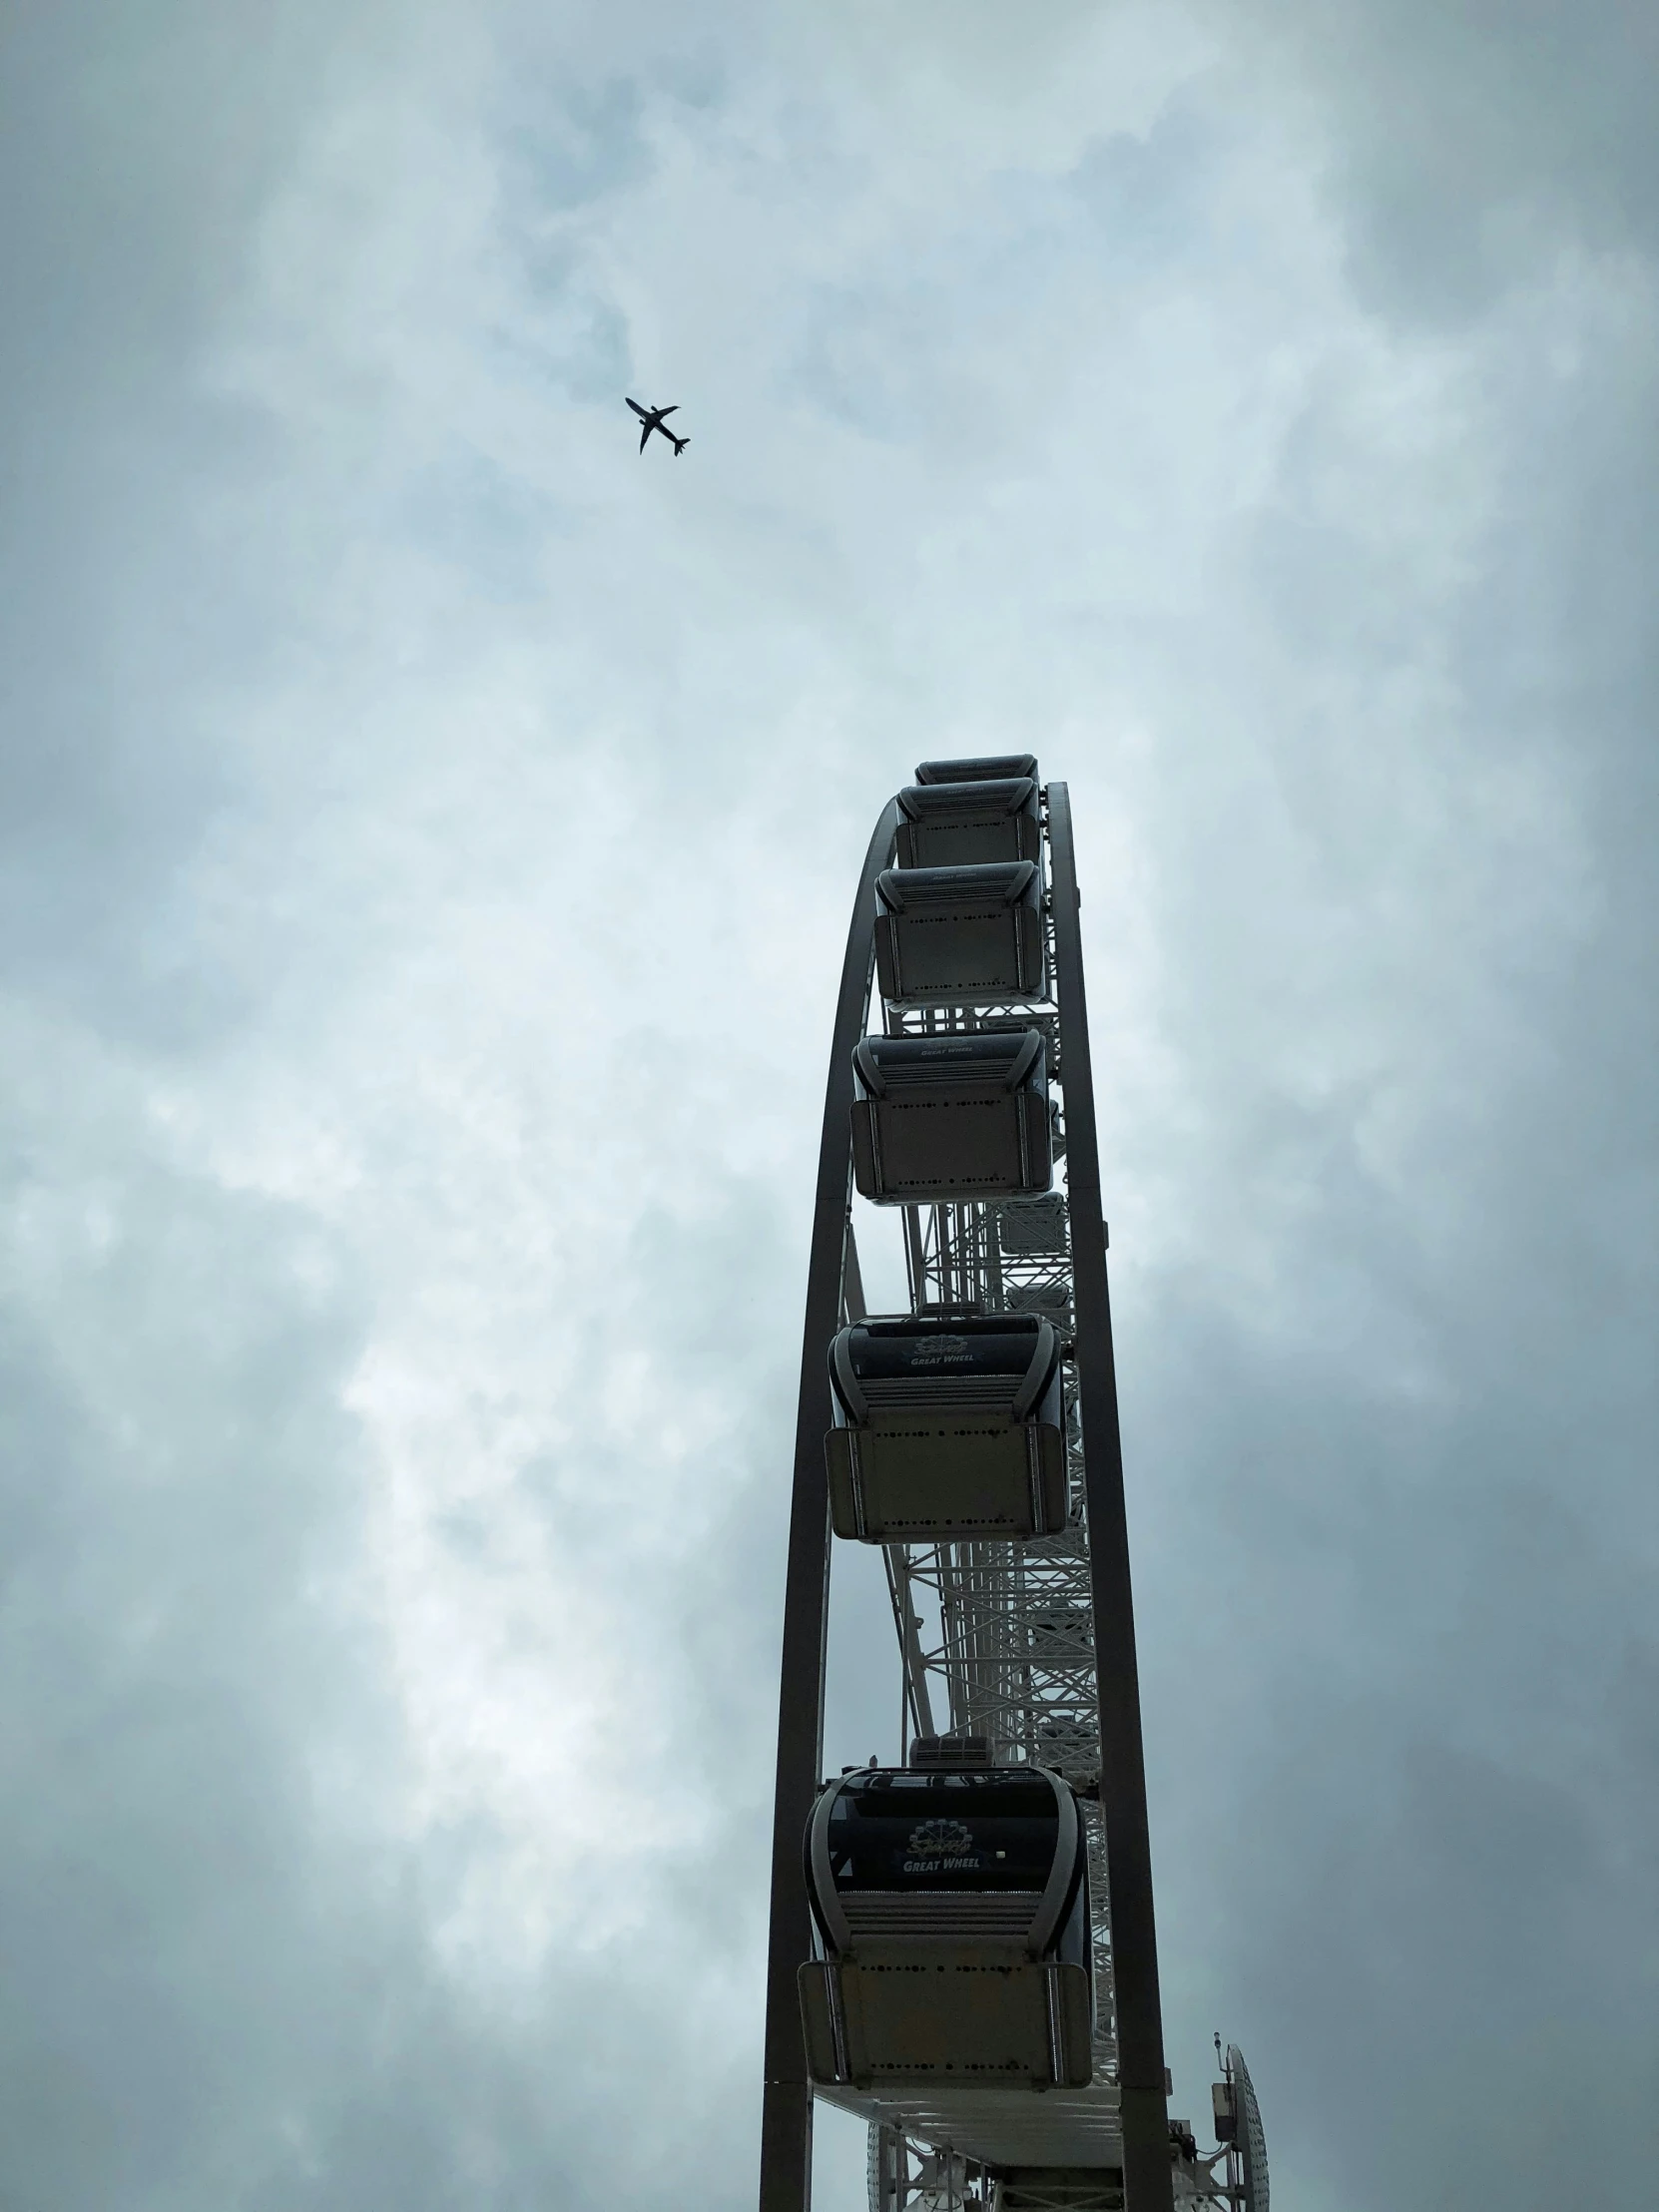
[{"xmin": 626, "ymin": 396, "xmax": 689, "ymax": 455}]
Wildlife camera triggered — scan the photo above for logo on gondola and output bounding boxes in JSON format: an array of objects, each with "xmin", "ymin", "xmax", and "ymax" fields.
[
  {"xmin": 903, "ymin": 1818, "xmax": 979, "ymax": 1873},
  {"xmin": 904, "ymin": 1335, "xmax": 971, "ymax": 1368}
]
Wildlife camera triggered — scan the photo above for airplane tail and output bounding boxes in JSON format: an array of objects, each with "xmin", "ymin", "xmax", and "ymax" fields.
[{"xmin": 674, "ymin": 435, "xmax": 689, "ymax": 454}]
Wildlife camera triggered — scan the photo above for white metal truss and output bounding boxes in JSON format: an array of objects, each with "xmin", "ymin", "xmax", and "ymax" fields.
[{"xmin": 863, "ymin": 2128, "xmax": 1246, "ymax": 2212}]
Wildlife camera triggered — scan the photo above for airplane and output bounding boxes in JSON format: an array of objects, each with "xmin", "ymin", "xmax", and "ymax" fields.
[{"xmin": 626, "ymin": 397, "xmax": 689, "ymax": 455}]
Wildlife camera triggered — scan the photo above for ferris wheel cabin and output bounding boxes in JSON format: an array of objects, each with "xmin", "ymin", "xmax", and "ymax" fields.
[
  {"xmin": 825, "ymin": 1314, "xmax": 1069, "ymax": 1541},
  {"xmin": 850, "ymin": 1030, "xmax": 1053, "ymax": 1205},
  {"xmin": 895, "ymin": 776, "xmax": 1042, "ymax": 869},
  {"xmin": 797, "ymin": 1765, "xmax": 1095, "ymax": 2096},
  {"xmin": 873, "ymin": 860, "xmax": 1048, "ymax": 1006},
  {"xmin": 912, "ymin": 754, "xmax": 1040, "ymax": 787}
]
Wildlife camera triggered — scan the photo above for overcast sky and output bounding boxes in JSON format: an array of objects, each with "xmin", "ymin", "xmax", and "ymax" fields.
[{"xmin": 2, "ymin": 4, "xmax": 1656, "ymax": 2209}]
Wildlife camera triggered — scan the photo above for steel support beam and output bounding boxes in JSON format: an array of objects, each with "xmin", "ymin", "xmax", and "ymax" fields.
[
  {"xmin": 1046, "ymin": 784, "xmax": 1173, "ymax": 2212},
  {"xmin": 758, "ymin": 801, "xmax": 899, "ymax": 2212}
]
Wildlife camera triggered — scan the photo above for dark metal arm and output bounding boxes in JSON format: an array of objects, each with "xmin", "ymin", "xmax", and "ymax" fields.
[
  {"xmin": 1048, "ymin": 783, "xmax": 1173, "ymax": 2212},
  {"xmin": 757, "ymin": 800, "xmax": 899, "ymax": 2212}
]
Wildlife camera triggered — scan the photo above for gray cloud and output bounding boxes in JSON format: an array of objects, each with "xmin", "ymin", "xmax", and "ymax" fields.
[
  {"xmin": 0, "ymin": 5, "xmax": 1654, "ymax": 2210},
  {"xmin": 1245, "ymin": 0, "xmax": 1659, "ymax": 320}
]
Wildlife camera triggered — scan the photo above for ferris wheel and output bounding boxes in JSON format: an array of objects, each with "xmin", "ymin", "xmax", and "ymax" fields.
[{"xmin": 756, "ymin": 765, "xmax": 1269, "ymax": 2212}]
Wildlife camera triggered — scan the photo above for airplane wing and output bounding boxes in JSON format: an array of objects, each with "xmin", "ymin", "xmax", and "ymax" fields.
[
  {"xmin": 625, "ymin": 397, "xmax": 648, "ymax": 418},
  {"xmin": 639, "ymin": 422, "xmax": 651, "ymax": 453},
  {"xmin": 657, "ymin": 404, "xmax": 678, "ymax": 416}
]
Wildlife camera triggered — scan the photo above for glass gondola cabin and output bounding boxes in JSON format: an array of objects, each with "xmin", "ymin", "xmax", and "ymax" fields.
[
  {"xmin": 873, "ymin": 860, "xmax": 1047, "ymax": 1007},
  {"xmin": 850, "ymin": 1030, "xmax": 1053, "ymax": 1205},
  {"xmin": 798, "ymin": 1764, "xmax": 1094, "ymax": 2093},
  {"xmin": 914, "ymin": 754, "xmax": 1039, "ymax": 787},
  {"xmin": 826, "ymin": 1315, "xmax": 1069, "ymax": 1541},
  {"xmin": 895, "ymin": 775, "xmax": 1042, "ymax": 870}
]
